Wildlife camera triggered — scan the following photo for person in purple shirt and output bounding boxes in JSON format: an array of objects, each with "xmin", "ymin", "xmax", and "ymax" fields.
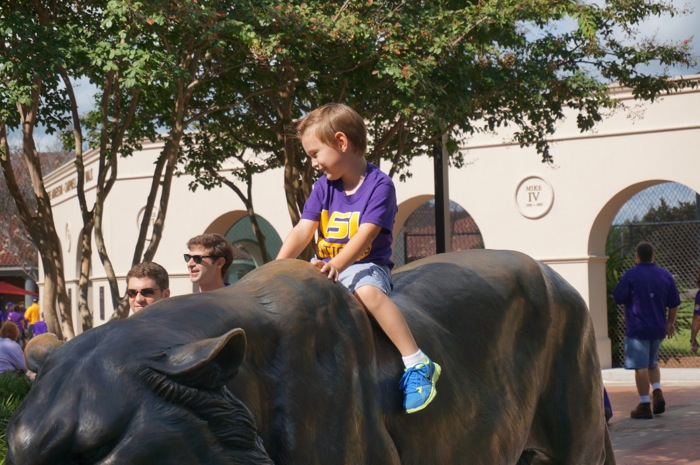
[
  {"xmin": 690, "ymin": 269, "xmax": 700, "ymax": 354},
  {"xmin": 31, "ymin": 312, "xmax": 48, "ymax": 337},
  {"xmin": 5, "ymin": 305, "xmax": 27, "ymax": 349},
  {"xmin": 0, "ymin": 321, "xmax": 27, "ymax": 375},
  {"xmin": 276, "ymin": 103, "xmax": 441, "ymax": 413},
  {"xmin": 613, "ymin": 241, "xmax": 680, "ymax": 420},
  {"xmin": 2, "ymin": 302, "xmax": 12, "ymax": 322}
]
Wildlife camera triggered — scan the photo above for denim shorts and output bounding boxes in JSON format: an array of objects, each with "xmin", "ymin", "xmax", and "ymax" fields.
[
  {"xmin": 338, "ymin": 262, "xmax": 392, "ymax": 294},
  {"xmin": 624, "ymin": 337, "xmax": 662, "ymax": 370}
]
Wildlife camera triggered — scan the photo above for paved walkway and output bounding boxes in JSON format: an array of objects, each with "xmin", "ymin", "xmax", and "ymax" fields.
[{"xmin": 602, "ymin": 369, "xmax": 700, "ymax": 465}]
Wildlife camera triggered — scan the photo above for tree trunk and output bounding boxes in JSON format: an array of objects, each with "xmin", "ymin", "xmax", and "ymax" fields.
[
  {"xmin": 1, "ymin": 111, "xmax": 75, "ymax": 340},
  {"xmin": 77, "ymin": 223, "xmax": 95, "ymax": 332}
]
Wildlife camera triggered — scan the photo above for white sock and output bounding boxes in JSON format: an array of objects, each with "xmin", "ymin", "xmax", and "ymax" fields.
[
  {"xmin": 402, "ymin": 349, "xmax": 427, "ymax": 368},
  {"xmin": 652, "ymin": 383, "xmax": 661, "ymax": 391},
  {"xmin": 640, "ymin": 395, "xmax": 651, "ymax": 403}
]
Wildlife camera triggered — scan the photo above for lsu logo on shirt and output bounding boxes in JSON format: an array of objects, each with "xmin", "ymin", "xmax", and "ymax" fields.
[{"xmin": 316, "ymin": 210, "xmax": 371, "ymax": 260}]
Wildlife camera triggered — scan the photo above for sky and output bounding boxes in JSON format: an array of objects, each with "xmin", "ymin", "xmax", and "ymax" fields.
[
  {"xmin": 628, "ymin": 0, "xmax": 699, "ymax": 75},
  {"xmin": 6, "ymin": 0, "xmax": 700, "ymax": 149}
]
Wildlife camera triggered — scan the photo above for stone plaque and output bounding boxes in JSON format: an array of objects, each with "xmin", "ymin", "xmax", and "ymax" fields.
[{"xmin": 515, "ymin": 176, "xmax": 554, "ymax": 219}]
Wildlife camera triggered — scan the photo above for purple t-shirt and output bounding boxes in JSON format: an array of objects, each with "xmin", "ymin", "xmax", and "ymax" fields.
[
  {"xmin": 0, "ymin": 338, "xmax": 27, "ymax": 373},
  {"xmin": 694, "ymin": 290, "xmax": 700, "ymax": 316},
  {"xmin": 7, "ymin": 312, "xmax": 25, "ymax": 330},
  {"xmin": 613, "ymin": 262, "xmax": 681, "ymax": 340},
  {"xmin": 32, "ymin": 321, "xmax": 48, "ymax": 336},
  {"xmin": 301, "ymin": 163, "xmax": 398, "ymax": 268}
]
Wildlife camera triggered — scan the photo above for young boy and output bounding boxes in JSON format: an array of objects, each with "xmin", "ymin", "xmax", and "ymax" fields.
[{"xmin": 276, "ymin": 103, "xmax": 441, "ymax": 413}]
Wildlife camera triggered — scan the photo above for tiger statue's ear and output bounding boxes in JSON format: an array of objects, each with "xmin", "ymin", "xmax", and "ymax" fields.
[{"xmin": 147, "ymin": 328, "xmax": 247, "ymax": 390}]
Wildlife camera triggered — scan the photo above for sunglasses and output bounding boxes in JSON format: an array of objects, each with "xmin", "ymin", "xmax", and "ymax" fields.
[
  {"xmin": 127, "ymin": 288, "xmax": 159, "ymax": 298},
  {"xmin": 184, "ymin": 254, "xmax": 219, "ymax": 264}
]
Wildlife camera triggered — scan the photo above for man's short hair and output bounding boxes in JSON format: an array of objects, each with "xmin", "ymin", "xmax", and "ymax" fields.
[
  {"xmin": 126, "ymin": 262, "xmax": 170, "ymax": 290},
  {"xmin": 0, "ymin": 321, "xmax": 20, "ymax": 341},
  {"xmin": 636, "ymin": 241, "xmax": 654, "ymax": 263},
  {"xmin": 294, "ymin": 103, "xmax": 368, "ymax": 155},
  {"xmin": 186, "ymin": 234, "xmax": 235, "ymax": 278}
]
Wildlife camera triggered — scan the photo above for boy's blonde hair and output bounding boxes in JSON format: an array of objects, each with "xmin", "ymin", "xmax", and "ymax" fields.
[{"xmin": 295, "ymin": 103, "xmax": 367, "ymax": 155}]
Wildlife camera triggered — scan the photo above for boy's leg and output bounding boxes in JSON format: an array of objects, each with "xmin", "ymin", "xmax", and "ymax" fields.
[
  {"xmin": 354, "ymin": 286, "xmax": 417, "ymax": 356},
  {"xmin": 354, "ymin": 284, "xmax": 441, "ymax": 413}
]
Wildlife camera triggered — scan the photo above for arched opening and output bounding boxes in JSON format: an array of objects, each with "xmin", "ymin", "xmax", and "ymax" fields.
[
  {"xmin": 394, "ymin": 198, "xmax": 483, "ymax": 267},
  {"xmin": 604, "ymin": 182, "xmax": 700, "ymax": 367},
  {"xmin": 223, "ymin": 214, "xmax": 283, "ymax": 284}
]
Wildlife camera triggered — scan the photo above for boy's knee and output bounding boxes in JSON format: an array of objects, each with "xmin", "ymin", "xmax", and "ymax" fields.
[{"xmin": 354, "ymin": 285, "xmax": 386, "ymax": 307}]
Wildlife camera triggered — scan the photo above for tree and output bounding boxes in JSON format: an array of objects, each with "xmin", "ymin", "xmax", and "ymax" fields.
[
  {"xmin": 2, "ymin": 0, "xmax": 264, "ymax": 330},
  {"xmin": 0, "ymin": 150, "xmax": 72, "ymax": 283},
  {"xmin": 1, "ymin": 0, "xmax": 146, "ymax": 335},
  {"xmin": 182, "ymin": 0, "xmax": 697, "ymax": 236},
  {"xmin": 181, "ymin": 132, "xmax": 277, "ymax": 263},
  {"xmin": 641, "ymin": 198, "xmax": 696, "ymax": 223},
  {"xmin": 0, "ymin": 0, "xmax": 84, "ymax": 338},
  {"xmin": 99, "ymin": 0, "xmax": 265, "ymax": 318},
  {"xmin": 2, "ymin": 0, "xmax": 697, "ymax": 336}
]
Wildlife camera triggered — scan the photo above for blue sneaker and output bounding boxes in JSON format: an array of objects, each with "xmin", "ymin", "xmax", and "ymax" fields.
[{"xmin": 399, "ymin": 358, "xmax": 441, "ymax": 413}]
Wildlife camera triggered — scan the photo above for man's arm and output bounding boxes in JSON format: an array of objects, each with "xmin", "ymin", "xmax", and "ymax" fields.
[
  {"xmin": 665, "ymin": 306, "xmax": 678, "ymax": 338},
  {"xmin": 690, "ymin": 314, "xmax": 700, "ymax": 353},
  {"xmin": 612, "ymin": 275, "xmax": 628, "ymax": 305}
]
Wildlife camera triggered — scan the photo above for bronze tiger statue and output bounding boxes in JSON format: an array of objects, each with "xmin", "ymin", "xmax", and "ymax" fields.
[{"xmin": 7, "ymin": 249, "xmax": 615, "ymax": 465}]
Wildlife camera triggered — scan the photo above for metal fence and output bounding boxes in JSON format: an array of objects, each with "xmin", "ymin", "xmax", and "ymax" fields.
[
  {"xmin": 607, "ymin": 182, "xmax": 700, "ymax": 367},
  {"xmin": 393, "ymin": 200, "xmax": 483, "ymax": 267}
]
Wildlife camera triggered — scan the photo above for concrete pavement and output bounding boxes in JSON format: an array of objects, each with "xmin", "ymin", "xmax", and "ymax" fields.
[{"xmin": 602, "ymin": 368, "xmax": 700, "ymax": 464}]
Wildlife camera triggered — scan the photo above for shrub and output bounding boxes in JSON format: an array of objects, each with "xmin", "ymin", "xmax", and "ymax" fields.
[{"xmin": 0, "ymin": 372, "xmax": 32, "ymax": 464}]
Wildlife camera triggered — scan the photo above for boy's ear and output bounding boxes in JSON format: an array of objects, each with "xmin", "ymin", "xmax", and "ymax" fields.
[{"xmin": 334, "ymin": 131, "xmax": 349, "ymax": 152}]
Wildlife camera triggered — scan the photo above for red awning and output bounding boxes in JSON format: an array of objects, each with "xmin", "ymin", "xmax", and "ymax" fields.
[{"xmin": 0, "ymin": 281, "xmax": 38, "ymax": 296}]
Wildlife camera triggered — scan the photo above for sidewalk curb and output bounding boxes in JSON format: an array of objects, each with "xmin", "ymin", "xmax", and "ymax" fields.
[{"xmin": 602, "ymin": 368, "xmax": 700, "ymax": 387}]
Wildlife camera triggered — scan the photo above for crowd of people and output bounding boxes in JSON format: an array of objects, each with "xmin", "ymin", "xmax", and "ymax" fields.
[{"xmin": 0, "ymin": 298, "xmax": 44, "ymax": 376}]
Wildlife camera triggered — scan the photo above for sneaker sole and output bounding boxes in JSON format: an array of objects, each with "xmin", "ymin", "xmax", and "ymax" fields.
[{"xmin": 405, "ymin": 363, "xmax": 442, "ymax": 414}]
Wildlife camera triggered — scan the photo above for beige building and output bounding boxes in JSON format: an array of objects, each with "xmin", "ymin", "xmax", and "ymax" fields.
[{"xmin": 43, "ymin": 76, "xmax": 700, "ymax": 368}]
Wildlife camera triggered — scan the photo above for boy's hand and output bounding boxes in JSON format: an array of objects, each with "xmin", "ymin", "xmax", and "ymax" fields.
[{"xmin": 315, "ymin": 260, "xmax": 340, "ymax": 282}]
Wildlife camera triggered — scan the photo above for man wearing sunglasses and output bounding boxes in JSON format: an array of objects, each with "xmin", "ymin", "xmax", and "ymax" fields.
[
  {"xmin": 126, "ymin": 262, "xmax": 171, "ymax": 314},
  {"xmin": 185, "ymin": 233, "xmax": 235, "ymax": 292}
]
